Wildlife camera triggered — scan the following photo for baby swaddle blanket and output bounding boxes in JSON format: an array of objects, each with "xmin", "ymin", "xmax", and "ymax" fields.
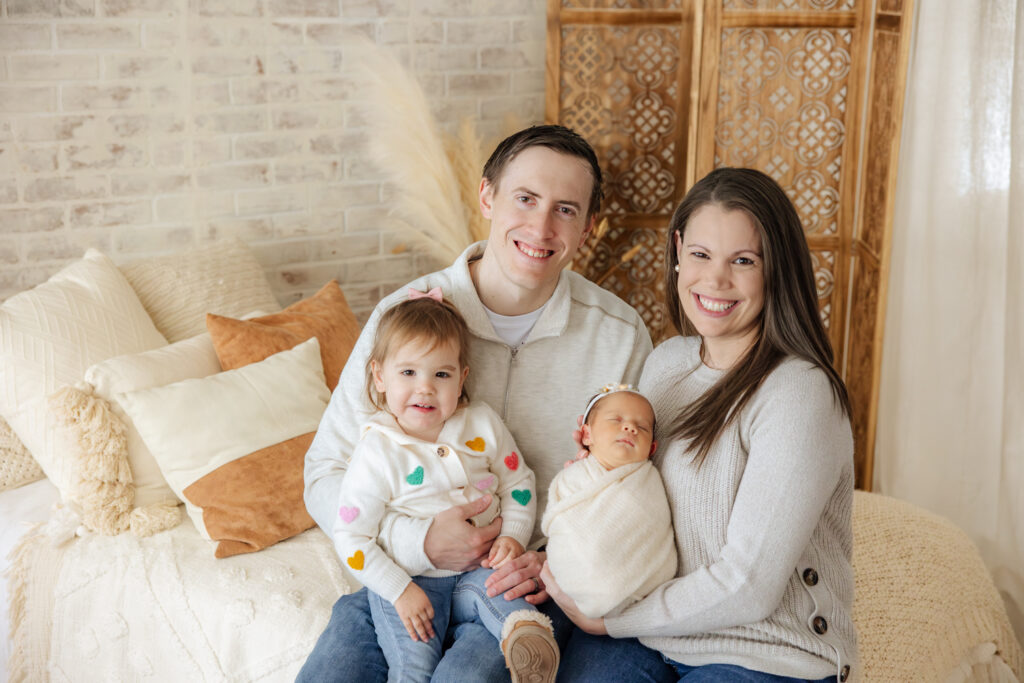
[{"xmin": 541, "ymin": 457, "xmax": 677, "ymax": 618}]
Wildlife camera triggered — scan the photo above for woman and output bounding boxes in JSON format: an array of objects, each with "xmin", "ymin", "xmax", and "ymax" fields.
[{"xmin": 542, "ymin": 168, "xmax": 857, "ymax": 683}]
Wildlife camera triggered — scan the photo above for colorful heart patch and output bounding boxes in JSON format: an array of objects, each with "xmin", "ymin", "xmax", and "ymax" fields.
[
  {"xmin": 465, "ymin": 437, "xmax": 486, "ymax": 452},
  {"xmin": 511, "ymin": 489, "xmax": 531, "ymax": 506},
  {"xmin": 338, "ymin": 505, "xmax": 359, "ymax": 524},
  {"xmin": 504, "ymin": 452, "xmax": 519, "ymax": 471},
  {"xmin": 406, "ymin": 466, "xmax": 424, "ymax": 485},
  {"xmin": 347, "ymin": 550, "xmax": 365, "ymax": 571},
  {"xmin": 474, "ymin": 475, "xmax": 495, "ymax": 491}
]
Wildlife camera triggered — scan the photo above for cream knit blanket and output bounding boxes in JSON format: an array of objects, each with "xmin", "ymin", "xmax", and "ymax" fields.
[
  {"xmin": 851, "ymin": 491, "xmax": 1023, "ymax": 682},
  {"xmin": 541, "ymin": 457, "xmax": 676, "ymax": 619},
  {"xmin": 7, "ymin": 518, "xmax": 350, "ymax": 682}
]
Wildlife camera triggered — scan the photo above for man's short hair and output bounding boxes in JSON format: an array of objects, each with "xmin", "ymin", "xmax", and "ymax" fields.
[{"xmin": 482, "ymin": 124, "xmax": 603, "ymax": 219}]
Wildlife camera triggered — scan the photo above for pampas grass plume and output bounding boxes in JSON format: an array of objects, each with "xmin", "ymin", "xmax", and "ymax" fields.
[{"xmin": 352, "ymin": 38, "xmax": 473, "ymax": 264}]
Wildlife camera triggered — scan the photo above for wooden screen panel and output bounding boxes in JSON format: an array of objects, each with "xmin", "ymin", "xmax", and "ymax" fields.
[
  {"xmin": 707, "ymin": 18, "xmax": 862, "ymax": 363},
  {"xmin": 724, "ymin": 0, "xmax": 854, "ymax": 9},
  {"xmin": 847, "ymin": 0, "xmax": 914, "ymax": 488},
  {"xmin": 562, "ymin": 0, "xmax": 682, "ymax": 8},
  {"xmin": 548, "ymin": 0, "xmax": 912, "ymax": 489},
  {"xmin": 549, "ymin": 1, "xmax": 697, "ymax": 340}
]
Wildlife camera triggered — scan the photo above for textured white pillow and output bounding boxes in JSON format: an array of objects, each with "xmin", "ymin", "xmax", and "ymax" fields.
[
  {"xmin": 117, "ymin": 337, "xmax": 329, "ymax": 539},
  {"xmin": 0, "ymin": 416, "xmax": 44, "ymax": 492},
  {"xmin": 121, "ymin": 239, "xmax": 281, "ymax": 343},
  {"xmin": 84, "ymin": 333, "xmax": 223, "ymax": 508},
  {"xmin": 0, "ymin": 249, "xmax": 168, "ymax": 500}
]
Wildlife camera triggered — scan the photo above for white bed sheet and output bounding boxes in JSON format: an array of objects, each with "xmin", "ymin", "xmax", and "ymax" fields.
[{"xmin": 0, "ymin": 479, "xmax": 59, "ymax": 682}]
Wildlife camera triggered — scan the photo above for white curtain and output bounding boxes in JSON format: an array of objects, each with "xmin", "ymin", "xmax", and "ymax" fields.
[{"xmin": 876, "ymin": 0, "xmax": 1024, "ymax": 644}]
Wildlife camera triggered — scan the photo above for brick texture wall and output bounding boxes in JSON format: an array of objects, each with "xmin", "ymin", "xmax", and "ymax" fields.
[{"xmin": 0, "ymin": 0, "xmax": 546, "ymax": 321}]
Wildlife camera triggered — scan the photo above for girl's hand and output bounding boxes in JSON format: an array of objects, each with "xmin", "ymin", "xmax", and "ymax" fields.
[
  {"xmin": 486, "ymin": 536, "xmax": 524, "ymax": 569},
  {"xmin": 394, "ymin": 583, "xmax": 435, "ymax": 642},
  {"xmin": 540, "ymin": 561, "xmax": 607, "ymax": 635},
  {"xmin": 483, "ymin": 550, "xmax": 548, "ymax": 605}
]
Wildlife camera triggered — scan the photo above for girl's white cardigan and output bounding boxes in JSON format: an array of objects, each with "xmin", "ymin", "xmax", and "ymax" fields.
[{"xmin": 333, "ymin": 401, "xmax": 536, "ymax": 603}]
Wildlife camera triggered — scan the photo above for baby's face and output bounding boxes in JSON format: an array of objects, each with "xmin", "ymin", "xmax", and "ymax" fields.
[{"xmin": 582, "ymin": 392, "xmax": 656, "ymax": 470}]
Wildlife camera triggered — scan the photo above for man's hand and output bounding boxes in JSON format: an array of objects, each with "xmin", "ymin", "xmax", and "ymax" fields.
[
  {"xmin": 394, "ymin": 583, "xmax": 435, "ymax": 642},
  {"xmin": 423, "ymin": 495, "xmax": 502, "ymax": 572},
  {"xmin": 483, "ymin": 549, "xmax": 548, "ymax": 605},
  {"xmin": 540, "ymin": 561, "xmax": 607, "ymax": 635}
]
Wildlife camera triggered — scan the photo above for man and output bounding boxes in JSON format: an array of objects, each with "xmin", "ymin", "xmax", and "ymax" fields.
[{"xmin": 299, "ymin": 125, "xmax": 652, "ymax": 681}]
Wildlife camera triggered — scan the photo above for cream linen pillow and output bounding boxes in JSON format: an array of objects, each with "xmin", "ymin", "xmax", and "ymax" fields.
[
  {"xmin": 117, "ymin": 337, "xmax": 329, "ymax": 557},
  {"xmin": 0, "ymin": 249, "xmax": 167, "ymax": 500},
  {"xmin": 121, "ymin": 239, "xmax": 281, "ymax": 343},
  {"xmin": 83, "ymin": 333, "xmax": 223, "ymax": 508}
]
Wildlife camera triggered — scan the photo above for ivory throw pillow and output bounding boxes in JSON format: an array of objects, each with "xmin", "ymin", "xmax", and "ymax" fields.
[
  {"xmin": 83, "ymin": 333, "xmax": 224, "ymax": 508},
  {"xmin": 121, "ymin": 239, "xmax": 281, "ymax": 343},
  {"xmin": 0, "ymin": 249, "xmax": 168, "ymax": 500},
  {"xmin": 206, "ymin": 280, "xmax": 360, "ymax": 391},
  {"xmin": 117, "ymin": 337, "xmax": 330, "ymax": 558},
  {"xmin": 0, "ymin": 416, "xmax": 44, "ymax": 492}
]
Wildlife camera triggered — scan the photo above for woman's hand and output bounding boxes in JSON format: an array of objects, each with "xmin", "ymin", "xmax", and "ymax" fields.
[
  {"xmin": 394, "ymin": 582, "xmax": 436, "ymax": 642},
  {"xmin": 540, "ymin": 561, "xmax": 607, "ymax": 635},
  {"xmin": 482, "ymin": 549, "xmax": 548, "ymax": 605}
]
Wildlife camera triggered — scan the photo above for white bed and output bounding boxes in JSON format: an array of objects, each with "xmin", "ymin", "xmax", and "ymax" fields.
[{"xmin": 1, "ymin": 479, "xmax": 59, "ymax": 679}]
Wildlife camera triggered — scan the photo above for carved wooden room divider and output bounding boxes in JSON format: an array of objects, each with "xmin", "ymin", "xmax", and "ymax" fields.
[{"xmin": 547, "ymin": 0, "xmax": 914, "ymax": 488}]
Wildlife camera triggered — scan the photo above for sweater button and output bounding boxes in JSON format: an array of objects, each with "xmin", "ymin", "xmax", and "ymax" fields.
[
  {"xmin": 802, "ymin": 568, "xmax": 819, "ymax": 586},
  {"xmin": 437, "ymin": 446, "xmax": 449, "ymax": 457},
  {"xmin": 812, "ymin": 616, "xmax": 828, "ymax": 635},
  {"xmin": 839, "ymin": 665, "xmax": 850, "ymax": 681}
]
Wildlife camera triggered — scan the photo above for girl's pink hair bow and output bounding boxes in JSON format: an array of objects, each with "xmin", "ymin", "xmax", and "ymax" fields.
[{"xmin": 407, "ymin": 286, "xmax": 443, "ymax": 302}]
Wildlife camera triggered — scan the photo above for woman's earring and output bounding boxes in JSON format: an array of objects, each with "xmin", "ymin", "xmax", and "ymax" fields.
[{"xmin": 673, "ymin": 264, "xmax": 680, "ymax": 273}]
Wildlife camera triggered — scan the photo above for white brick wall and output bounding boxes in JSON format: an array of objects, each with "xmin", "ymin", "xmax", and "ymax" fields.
[{"xmin": 0, "ymin": 0, "xmax": 547, "ymax": 321}]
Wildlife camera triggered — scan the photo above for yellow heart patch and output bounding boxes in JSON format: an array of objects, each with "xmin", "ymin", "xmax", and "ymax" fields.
[
  {"xmin": 347, "ymin": 550, "xmax": 365, "ymax": 571},
  {"xmin": 465, "ymin": 437, "xmax": 486, "ymax": 452}
]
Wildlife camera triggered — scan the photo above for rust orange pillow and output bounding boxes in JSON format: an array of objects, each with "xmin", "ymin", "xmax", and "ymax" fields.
[{"xmin": 206, "ymin": 280, "xmax": 360, "ymax": 391}]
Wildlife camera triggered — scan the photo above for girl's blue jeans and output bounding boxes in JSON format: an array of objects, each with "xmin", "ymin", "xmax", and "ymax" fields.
[
  {"xmin": 297, "ymin": 566, "xmax": 572, "ymax": 683},
  {"xmin": 367, "ymin": 567, "xmax": 537, "ymax": 682}
]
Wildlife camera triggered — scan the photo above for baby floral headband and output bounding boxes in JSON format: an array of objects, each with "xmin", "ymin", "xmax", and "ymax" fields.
[
  {"xmin": 407, "ymin": 286, "xmax": 443, "ymax": 302},
  {"xmin": 582, "ymin": 382, "xmax": 647, "ymax": 424}
]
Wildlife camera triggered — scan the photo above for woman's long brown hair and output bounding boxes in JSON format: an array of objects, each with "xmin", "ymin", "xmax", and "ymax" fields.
[{"xmin": 663, "ymin": 168, "xmax": 851, "ymax": 463}]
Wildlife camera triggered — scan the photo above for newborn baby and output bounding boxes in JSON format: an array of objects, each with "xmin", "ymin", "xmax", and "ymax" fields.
[{"xmin": 541, "ymin": 384, "xmax": 677, "ymax": 619}]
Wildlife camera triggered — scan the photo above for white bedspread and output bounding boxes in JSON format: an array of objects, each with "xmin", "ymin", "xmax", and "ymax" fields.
[
  {"xmin": 8, "ymin": 515, "xmax": 350, "ymax": 682},
  {"xmin": 1, "ymin": 479, "xmax": 59, "ymax": 681}
]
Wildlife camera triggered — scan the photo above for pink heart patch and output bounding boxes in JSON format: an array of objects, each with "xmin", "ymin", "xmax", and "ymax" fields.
[
  {"xmin": 474, "ymin": 475, "xmax": 495, "ymax": 491},
  {"xmin": 338, "ymin": 505, "xmax": 359, "ymax": 524}
]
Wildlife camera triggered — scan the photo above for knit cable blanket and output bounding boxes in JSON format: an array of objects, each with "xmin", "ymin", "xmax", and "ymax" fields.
[
  {"xmin": 851, "ymin": 491, "xmax": 1023, "ymax": 682},
  {"xmin": 7, "ymin": 516, "xmax": 350, "ymax": 682},
  {"xmin": 541, "ymin": 458, "xmax": 676, "ymax": 619}
]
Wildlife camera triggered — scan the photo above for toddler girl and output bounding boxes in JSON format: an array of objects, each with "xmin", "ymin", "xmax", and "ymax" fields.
[{"xmin": 333, "ymin": 288, "xmax": 558, "ymax": 683}]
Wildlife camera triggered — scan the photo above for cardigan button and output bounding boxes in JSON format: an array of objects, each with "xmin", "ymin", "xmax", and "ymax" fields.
[
  {"xmin": 839, "ymin": 665, "xmax": 850, "ymax": 681},
  {"xmin": 812, "ymin": 616, "xmax": 828, "ymax": 635},
  {"xmin": 802, "ymin": 568, "xmax": 819, "ymax": 586},
  {"xmin": 437, "ymin": 446, "xmax": 449, "ymax": 457}
]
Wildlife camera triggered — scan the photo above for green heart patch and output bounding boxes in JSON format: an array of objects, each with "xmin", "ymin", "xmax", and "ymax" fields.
[
  {"xmin": 511, "ymin": 489, "xmax": 531, "ymax": 506},
  {"xmin": 406, "ymin": 466, "xmax": 424, "ymax": 486}
]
